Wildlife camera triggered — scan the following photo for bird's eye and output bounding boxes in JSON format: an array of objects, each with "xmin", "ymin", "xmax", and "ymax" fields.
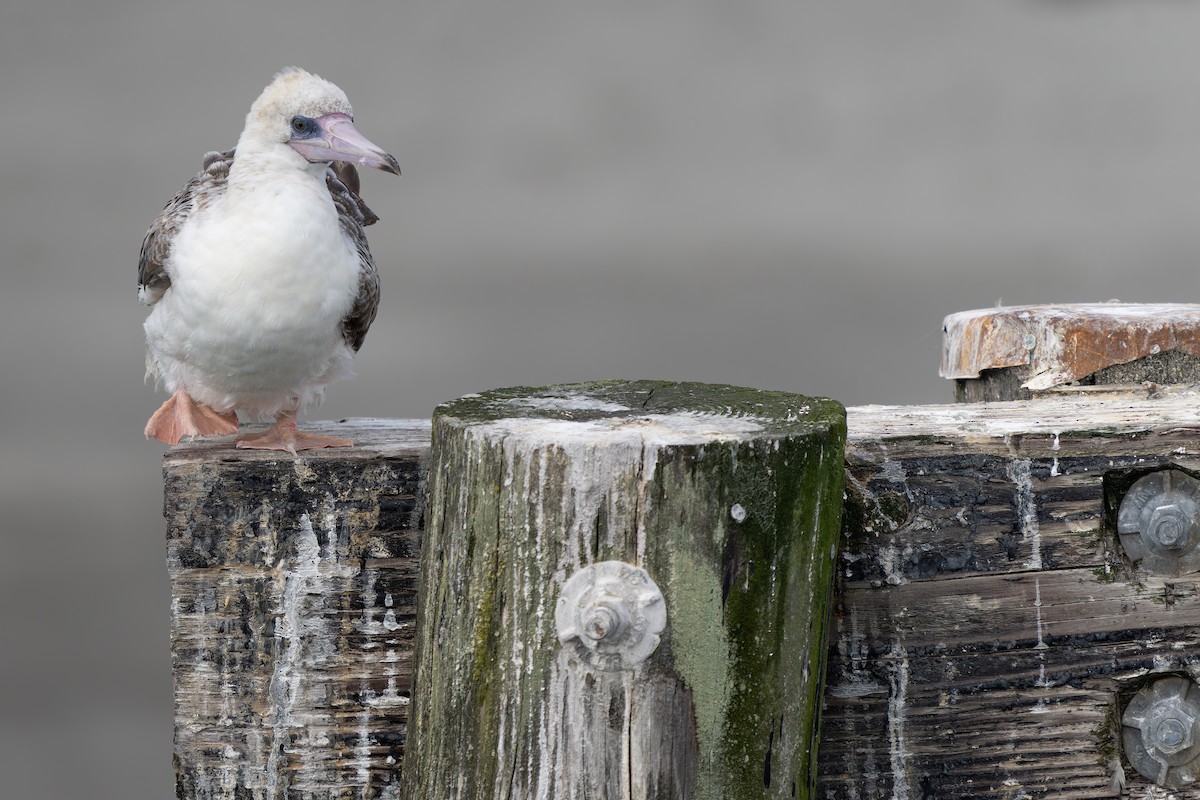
[{"xmin": 290, "ymin": 116, "xmax": 315, "ymax": 136}]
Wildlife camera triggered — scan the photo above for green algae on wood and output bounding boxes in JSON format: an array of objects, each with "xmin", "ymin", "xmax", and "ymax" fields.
[{"xmin": 404, "ymin": 381, "xmax": 846, "ymax": 799}]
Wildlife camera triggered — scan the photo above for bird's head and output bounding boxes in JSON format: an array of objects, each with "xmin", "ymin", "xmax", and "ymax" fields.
[{"xmin": 237, "ymin": 67, "xmax": 400, "ymax": 176}]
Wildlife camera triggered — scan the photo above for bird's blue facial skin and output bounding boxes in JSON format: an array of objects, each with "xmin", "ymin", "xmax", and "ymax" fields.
[{"xmin": 289, "ymin": 115, "xmax": 321, "ymax": 140}]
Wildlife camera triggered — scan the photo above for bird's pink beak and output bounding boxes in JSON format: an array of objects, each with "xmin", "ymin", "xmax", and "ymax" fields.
[{"xmin": 290, "ymin": 113, "xmax": 400, "ymax": 175}]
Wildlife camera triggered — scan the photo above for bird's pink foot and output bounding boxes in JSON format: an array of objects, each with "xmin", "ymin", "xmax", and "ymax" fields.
[
  {"xmin": 235, "ymin": 415, "xmax": 352, "ymax": 454},
  {"xmin": 145, "ymin": 390, "xmax": 239, "ymax": 445}
]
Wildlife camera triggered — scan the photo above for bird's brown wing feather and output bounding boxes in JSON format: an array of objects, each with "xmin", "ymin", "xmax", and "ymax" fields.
[
  {"xmin": 137, "ymin": 149, "xmax": 232, "ymax": 306},
  {"xmin": 328, "ymin": 162, "xmax": 381, "ymax": 352}
]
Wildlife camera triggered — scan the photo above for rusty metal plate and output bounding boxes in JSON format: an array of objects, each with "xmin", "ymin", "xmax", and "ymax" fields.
[{"xmin": 941, "ymin": 303, "xmax": 1200, "ymax": 390}]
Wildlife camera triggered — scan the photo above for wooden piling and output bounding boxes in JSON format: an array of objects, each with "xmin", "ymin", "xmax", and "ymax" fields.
[
  {"xmin": 165, "ymin": 420, "xmax": 428, "ymax": 799},
  {"xmin": 402, "ymin": 381, "xmax": 846, "ymax": 800}
]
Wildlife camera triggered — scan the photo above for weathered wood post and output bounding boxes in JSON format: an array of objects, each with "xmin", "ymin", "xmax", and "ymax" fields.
[
  {"xmin": 403, "ymin": 381, "xmax": 846, "ymax": 799},
  {"xmin": 165, "ymin": 420, "xmax": 429, "ymax": 799}
]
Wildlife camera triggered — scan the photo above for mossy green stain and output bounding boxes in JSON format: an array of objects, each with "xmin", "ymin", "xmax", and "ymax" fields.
[
  {"xmin": 471, "ymin": 556, "xmax": 502, "ymax": 685},
  {"xmin": 715, "ymin": 433, "xmax": 843, "ymax": 798},
  {"xmin": 1094, "ymin": 698, "xmax": 1121, "ymax": 770},
  {"xmin": 645, "ymin": 416, "xmax": 845, "ymax": 798},
  {"xmin": 668, "ymin": 547, "xmax": 731, "ymax": 800}
]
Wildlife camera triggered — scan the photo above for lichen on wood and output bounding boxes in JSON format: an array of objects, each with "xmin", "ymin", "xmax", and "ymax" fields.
[{"xmin": 403, "ymin": 381, "xmax": 846, "ymax": 799}]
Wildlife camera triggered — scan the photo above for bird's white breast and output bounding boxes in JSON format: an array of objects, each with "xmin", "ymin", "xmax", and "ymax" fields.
[{"xmin": 144, "ymin": 171, "xmax": 360, "ymax": 416}]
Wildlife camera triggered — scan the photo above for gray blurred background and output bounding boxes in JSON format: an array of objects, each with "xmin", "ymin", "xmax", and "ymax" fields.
[{"xmin": 4, "ymin": 0, "xmax": 1200, "ymax": 796}]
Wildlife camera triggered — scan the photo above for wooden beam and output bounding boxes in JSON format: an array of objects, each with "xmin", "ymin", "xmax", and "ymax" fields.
[{"xmin": 818, "ymin": 390, "xmax": 1200, "ymax": 797}]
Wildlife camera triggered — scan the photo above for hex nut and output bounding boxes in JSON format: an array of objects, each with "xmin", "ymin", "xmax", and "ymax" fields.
[
  {"xmin": 1152, "ymin": 709, "xmax": 1194, "ymax": 757},
  {"xmin": 1122, "ymin": 675, "xmax": 1200, "ymax": 787},
  {"xmin": 1147, "ymin": 504, "xmax": 1191, "ymax": 550},
  {"xmin": 555, "ymin": 561, "xmax": 666, "ymax": 671},
  {"xmin": 1117, "ymin": 470, "xmax": 1200, "ymax": 575}
]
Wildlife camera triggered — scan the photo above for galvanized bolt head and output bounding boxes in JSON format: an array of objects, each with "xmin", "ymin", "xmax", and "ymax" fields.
[
  {"xmin": 1147, "ymin": 504, "xmax": 1192, "ymax": 550},
  {"xmin": 556, "ymin": 561, "xmax": 666, "ymax": 671},
  {"xmin": 582, "ymin": 597, "xmax": 626, "ymax": 642},
  {"xmin": 1117, "ymin": 470, "xmax": 1200, "ymax": 575},
  {"xmin": 1122, "ymin": 675, "xmax": 1200, "ymax": 787},
  {"xmin": 1152, "ymin": 712, "xmax": 1194, "ymax": 756}
]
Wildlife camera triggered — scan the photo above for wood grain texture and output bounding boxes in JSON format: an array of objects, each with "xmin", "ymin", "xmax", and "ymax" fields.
[
  {"xmin": 819, "ymin": 392, "xmax": 1200, "ymax": 798},
  {"xmin": 402, "ymin": 381, "xmax": 847, "ymax": 800},
  {"xmin": 165, "ymin": 419, "xmax": 429, "ymax": 800}
]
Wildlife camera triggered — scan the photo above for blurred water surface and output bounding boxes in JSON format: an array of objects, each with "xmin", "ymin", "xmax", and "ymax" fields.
[{"xmin": 4, "ymin": 1, "xmax": 1200, "ymax": 796}]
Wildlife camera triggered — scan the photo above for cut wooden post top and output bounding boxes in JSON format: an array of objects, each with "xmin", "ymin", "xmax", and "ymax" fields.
[
  {"xmin": 941, "ymin": 303, "xmax": 1200, "ymax": 401},
  {"xmin": 434, "ymin": 379, "xmax": 844, "ymax": 441}
]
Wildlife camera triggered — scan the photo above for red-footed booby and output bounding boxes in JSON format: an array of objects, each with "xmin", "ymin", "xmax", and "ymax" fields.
[{"xmin": 139, "ymin": 67, "xmax": 399, "ymax": 452}]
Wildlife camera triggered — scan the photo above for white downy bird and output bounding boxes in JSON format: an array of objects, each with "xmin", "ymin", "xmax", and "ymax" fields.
[{"xmin": 139, "ymin": 67, "xmax": 399, "ymax": 452}]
